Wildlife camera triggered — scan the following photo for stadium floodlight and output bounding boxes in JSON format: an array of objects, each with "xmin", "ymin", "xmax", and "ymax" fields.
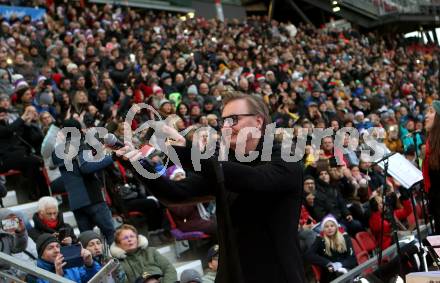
[{"xmin": 332, "ymin": 6, "xmax": 341, "ymax": 12}]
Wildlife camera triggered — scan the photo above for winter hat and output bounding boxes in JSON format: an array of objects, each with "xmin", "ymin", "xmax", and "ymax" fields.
[
  {"xmin": 37, "ymin": 76, "xmax": 47, "ymax": 84},
  {"xmin": 180, "ymin": 269, "xmax": 202, "ymax": 283},
  {"xmin": 38, "ymin": 92, "xmax": 53, "ymax": 106},
  {"xmin": 321, "ymin": 214, "xmax": 339, "ymax": 231},
  {"xmin": 78, "ymin": 231, "xmax": 101, "ymax": 248},
  {"xmin": 255, "ymin": 74, "xmax": 265, "ymax": 82},
  {"xmin": 432, "ymin": 100, "xmax": 440, "ymax": 116},
  {"xmin": 244, "ymin": 72, "xmax": 254, "ymax": 80},
  {"xmin": 11, "ymin": 74, "xmax": 24, "ymax": 84},
  {"xmin": 36, "ymin": 233, "xmax": 59, "ymax": 257},
  {"xmin": 206, "ymin": 244, "xmax": 219, "ymax": 262},
  {"xmin": 134, "ymin": 272, "xmax": 162, "ymax": 283},
  {"xmin": 168, "ymin": 92, "xmax": 181, "ymax": 107},
  {"xmin": 15, "ymin": 80, "xmax": 29, "ymax": 92},
  {"xmin": 169, "ymin": 167, "xmax": 186, "ymax": 180},
  {"xmin": 158, "ymin": 99, "xmax": 171, "ymax": 108},
  {"xmin": 152, "ymin": 85, "xmax": 163, "ymax": 94},
  {"xmin": 187, "ymin": 84, "xmax": 198, "ymax": 95},
  {"xmin": 160, "ymin": 72, "xmax": 171, "ymax": 81}
]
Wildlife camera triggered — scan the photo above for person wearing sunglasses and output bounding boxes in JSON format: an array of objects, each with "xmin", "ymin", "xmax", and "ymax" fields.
[{"xmin": 116, "ymin": 91, "xmax": 305, "ymax": 283}]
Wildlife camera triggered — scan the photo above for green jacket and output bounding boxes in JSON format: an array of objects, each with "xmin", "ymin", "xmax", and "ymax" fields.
[{"xmin": 110, "ymin": 235, "xmax": 177, "ymax": 283}]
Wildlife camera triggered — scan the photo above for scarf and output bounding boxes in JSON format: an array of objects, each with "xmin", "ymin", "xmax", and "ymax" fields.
[
  {"xmin": 41, "ymin": 217, "xmax": 58, "ymax": 230},
  {"xmin": 423, "ymin": 138, "xmax": 431, "ymax": 193}
]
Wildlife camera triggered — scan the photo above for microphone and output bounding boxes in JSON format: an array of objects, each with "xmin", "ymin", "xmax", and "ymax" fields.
[{"xmin": 103, "ymin": 133, "xmax": 125, "ymax": 150}]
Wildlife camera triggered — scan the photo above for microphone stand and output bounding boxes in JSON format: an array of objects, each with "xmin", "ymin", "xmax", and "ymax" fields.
[
  {"xmin": 408, "ymin": 181, "xmax": 428, "ymax": 272},
  {"xmin": 377, "ymin": 157, "xmax": 403, "ymax": 277}
]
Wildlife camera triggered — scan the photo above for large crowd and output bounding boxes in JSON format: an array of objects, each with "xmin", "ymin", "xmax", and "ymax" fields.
[{"xmin": 0, "ymin": 0, "xmax": 438, "ymax": 282}]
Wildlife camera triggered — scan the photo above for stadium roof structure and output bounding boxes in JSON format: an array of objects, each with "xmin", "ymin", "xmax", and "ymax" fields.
[
  {"xmin": 89, "ymin": 0, "xmax": 195, "ymax": 14},
  {"xmin": 299, "ymin": 0, "xmax": 440, "ymax": 30}
]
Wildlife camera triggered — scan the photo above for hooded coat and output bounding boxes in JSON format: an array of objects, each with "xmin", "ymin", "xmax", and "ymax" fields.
[{"xmin": 110, "ymin": 235, "xmax": 177, "ymax": 283}]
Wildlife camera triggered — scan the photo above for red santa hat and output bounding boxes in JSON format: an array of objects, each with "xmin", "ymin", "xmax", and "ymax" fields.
[
  {"xmin": 255, "ymin": 74, "xmax": 265, "ymax": 82},
  {"xmin": 245, "ymin": 72, "xmax": 254, "ymax": 80},
  {"xmin": 153, "ymin": 85, "xmax": 163, "ymax": 94}
]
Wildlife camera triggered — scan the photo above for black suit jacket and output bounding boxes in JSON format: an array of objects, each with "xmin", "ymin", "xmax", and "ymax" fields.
[{"xmin": 137, "ymin": 141, "xmax": 305, "ymax": 283}]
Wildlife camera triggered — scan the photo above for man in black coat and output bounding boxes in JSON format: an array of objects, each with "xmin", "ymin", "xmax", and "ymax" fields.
[
  {"xmin": 118, "ymin": 92, "xmax": 305, "ymax": 283},
  {"xmin": 0, "ymin": 106, "xmax": 49, "ymax": 197}
]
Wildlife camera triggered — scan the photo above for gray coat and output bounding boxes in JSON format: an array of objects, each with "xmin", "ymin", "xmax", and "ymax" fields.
[{"xmin": 0, "ymin": 209, "xmax": 28, "ymax": 270}]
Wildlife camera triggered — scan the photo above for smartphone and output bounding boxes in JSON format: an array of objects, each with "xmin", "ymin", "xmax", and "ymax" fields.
[
  {"xmin": 60, "ymin": 244, "xmax": 83, "ymax": 269},
  {"xmin": 1, "ymin": 217, "xmax": 19, "ymax": 231},
  {"xmin": 58, "ymin": 228, "xmax": 67, "ymax": 242},
  {"xmin": 129, "ymin": 53, "xmax": 136, "ymax": 63}
]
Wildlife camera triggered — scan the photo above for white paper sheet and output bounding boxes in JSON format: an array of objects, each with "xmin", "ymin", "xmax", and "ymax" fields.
[{"xmin": 375, "ymin": 153, "xmax": 423, "ymax": 189}]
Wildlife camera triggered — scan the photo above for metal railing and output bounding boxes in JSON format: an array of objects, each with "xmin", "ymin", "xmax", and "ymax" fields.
[
  {"xmin": 0, "ymin": 252, "xmax": 119, "ymax": 283},
  {"xmin": 0, "ymin": 252, "xmax": 74, "ymax": 283},
  {"xmin": 332, "ymin": 224, "xmax": 430, "ymax": 283},
  {"xmin": 331, "ymin": 243, "xmax": 399, "ymax": 283}
]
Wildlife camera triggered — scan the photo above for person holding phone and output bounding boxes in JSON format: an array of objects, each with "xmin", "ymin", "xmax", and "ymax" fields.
[
  {"xmin": 35, "ymin": 233, "xmax": 101, "ymax": 283},
  {"xmin": 0, "ymin": 209, "xmax": 28, "ymax": 270},
  {"xmin": 29, "ymin": 197, "xmax": 76, "ymax": 245},
  {"xmin": 78, "ymin": 230, "xmax": 126, "ymax": 282}
]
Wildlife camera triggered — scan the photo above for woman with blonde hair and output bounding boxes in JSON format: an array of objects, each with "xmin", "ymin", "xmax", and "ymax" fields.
[{"xmin": 306, "ymin": 215, "xmax": 356, "ymax": 283}]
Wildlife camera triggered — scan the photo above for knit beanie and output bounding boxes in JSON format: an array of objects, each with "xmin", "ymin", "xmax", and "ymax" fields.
[
  {"xmin": 36, "ymin": 233, "xmax": 59, "ymax": 257},
  {"xmin": 78, "ymin": 231, "xmax": 101, "ymax": 248},
  {"xmin": 432, "ymin": 100, "xmax": 440, "ymax": 116},
  {"xmin": 38, "ymin": 92, "xmax": 53, "ymax": 106},
  {"xmin": 321, "ymin": 214, "xmax": 339, "ymax": 231},
  {"xmin": 187, "ymin": 84, "xmax": 198, "ymax": 95}
]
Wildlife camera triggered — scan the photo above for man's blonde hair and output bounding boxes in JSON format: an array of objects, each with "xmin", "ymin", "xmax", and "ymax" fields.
[{"xmin": 222, "ymin": 92, "xmax": 270, "ymax": 127}]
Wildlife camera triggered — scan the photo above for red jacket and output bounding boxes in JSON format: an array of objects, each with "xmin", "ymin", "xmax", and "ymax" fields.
[
  {"xmin": 299, "ymin": 205, "xmax": 316, "ymax": 226},
  {"xmin": 369, "ymin": 199, "xmax": 412, "ymax": 250}
]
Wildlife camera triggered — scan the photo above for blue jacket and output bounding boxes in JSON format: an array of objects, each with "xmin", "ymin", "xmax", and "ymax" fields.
[
  {"xmin": 36, "ymin": 258, "xmax": 101, "ymax": 283},
  {"xmin": 52, "ymin": 143, "xmax": 114, "ymax": 210},
  {"xmin": 400, "ymin": 126, "xmax": 423, "ymax": 155}
]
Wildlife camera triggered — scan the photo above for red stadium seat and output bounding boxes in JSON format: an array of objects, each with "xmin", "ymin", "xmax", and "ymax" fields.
[
  {"xmin": 356, "ymin": 251, "xmax": 370, "ymax": 264},
  {"xmin": 165, "ymin": 209, "xmax": 210, "ymax": 241},
  {"xmin": 311, "ymin": 265, "xmax": 322, "ymax": 282},
  {"xmin": 351, "ymin": 237, "xmax": 364, "ymax": 255},
  {"xmin": 355, "ymin": 231, "xmax": 377, "ymax": 254}
]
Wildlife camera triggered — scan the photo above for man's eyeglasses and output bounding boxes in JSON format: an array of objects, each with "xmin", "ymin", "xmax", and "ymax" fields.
[{"xmin": 219, "ymin": 114, "xmax": 256, "ymax": 127}]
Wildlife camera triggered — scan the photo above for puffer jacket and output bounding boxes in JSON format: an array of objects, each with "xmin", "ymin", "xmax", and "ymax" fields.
[
  {"xmin": 110, "ymin": 235, "xmax": 177, "ymax": 283},
  {"xmin": 36, "ymin": 258, "xmax": 101, "ymax": 283}
]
